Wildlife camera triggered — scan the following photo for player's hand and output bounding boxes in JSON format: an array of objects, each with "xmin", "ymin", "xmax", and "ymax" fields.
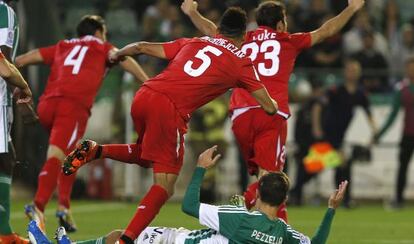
[
  {"xmin": 181, "ymin": 0, "xmax": 198, "ymax": 15},
  {"xmin": 197, "ymin": 145, "xmax": 221, "ymax": 169},
  {"xmin": 348, "ymin": 0, "xmax": 365, "ymax": 11},
  {"xmin": 328, "ymin": 180, "xmax": 348, "ymax": 209},
  {"xmin": 13, "ymin": 87, "xmax": 32, "ymax": 104},
  {"xmin": 108, "ymin": 51, "xmax": 125, "ymax": 64}
]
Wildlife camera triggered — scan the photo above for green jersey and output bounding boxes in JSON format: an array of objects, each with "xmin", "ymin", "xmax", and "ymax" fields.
[
  {"xmin": 0, "ymin": 0, "xmax": 19, "ymax": 106},
  {"xmin": 182, "ymin": 167, "xmax": 335, "ymax": 244},
  {"xmin": 199, "ymin": 204, "xmax": 310, "ymax": 244}
]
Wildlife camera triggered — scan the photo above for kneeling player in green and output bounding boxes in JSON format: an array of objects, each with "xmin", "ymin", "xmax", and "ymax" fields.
[{"xmin": 29, "ymin": 146, "xmax": 347, "ymax": 244}]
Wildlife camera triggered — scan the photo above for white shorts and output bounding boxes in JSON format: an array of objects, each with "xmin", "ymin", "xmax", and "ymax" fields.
[
  {"xmin": 136, "ymin": 227, "xmax": 229, "ymax": 244},
  {"xmin": 0, "ymin": 105, "xmax": 12, "ymax": 153}
]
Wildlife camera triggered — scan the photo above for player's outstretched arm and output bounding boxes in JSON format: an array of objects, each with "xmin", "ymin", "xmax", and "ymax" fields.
[
  {"xmin": 118, "ymin": 56, "xmax": 150, "ymax": 83},
  {"xmin": 310, "ymin": 0, "xmax": 365, "ymax": 46},
  {"xmin": 110, "ymin": 42, "xmax": 167, "ymax": 63},
  {"xmin": 0, "ymin": 57, "xmax": 32, "ymax": 103},
  {"xmin": 251, "ymin": 88, "xmax": 278, "ymax": 115},
  {"xmin": 15, "ymin": 49, "xmax": 44, "ymax": 68},
  {"xmin": 310, "ymin": 181, "xmax": 348, "ymax": 244},
  {"xmin": 181, "ymin": 0, "xmax": 217, "ymax": 36},
  {"xmin": 182, "ymin": 146, "xmax": 221, "ymax": 218}
]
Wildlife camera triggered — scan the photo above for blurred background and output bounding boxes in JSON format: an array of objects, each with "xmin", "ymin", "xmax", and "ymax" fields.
[{"xmin": 9, "ymin": 0, "xmax": 414, "ymax": 207}]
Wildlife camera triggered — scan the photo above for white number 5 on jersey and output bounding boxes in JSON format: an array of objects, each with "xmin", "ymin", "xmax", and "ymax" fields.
[
  {"xmin": 184, "ymin": 45, "xmax": 223, "ymax": 77},
  {"xmin": 64, "ymin": 45, "xmax": 89, "ymax": 75}
]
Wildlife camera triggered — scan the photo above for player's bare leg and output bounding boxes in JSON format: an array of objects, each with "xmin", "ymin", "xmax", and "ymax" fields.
[{"xmin": 119, "ymin": 172, "xmax": 176, "ymax": 244}]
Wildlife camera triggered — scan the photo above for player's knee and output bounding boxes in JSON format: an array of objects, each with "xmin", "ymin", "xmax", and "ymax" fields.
[{"xmin": 47, "ymin": 145, "xmax": 65, "ymax": 161}]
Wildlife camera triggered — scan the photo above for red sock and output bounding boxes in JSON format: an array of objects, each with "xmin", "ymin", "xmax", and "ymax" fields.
[
  {"xmin": 102, "ymin": 144, "xmax": 140, "ymax": 164},
  {"xmin": 277, "ymin": 202, "xmax": 288, "ymax": 222},
  {"xmin": 34, "ymin": 157, "xmax": 61, "ymax": 212},
  {"xmin": 57, "ymin": 171, "xmax": 77, "ymax": 209},
  {"xmin": 243, "ymin": 181, "xmax": 259, "ymax": 210},
  {"xmin": 123, "ymin": 185, "xmax": 169, "ymax": 240}
]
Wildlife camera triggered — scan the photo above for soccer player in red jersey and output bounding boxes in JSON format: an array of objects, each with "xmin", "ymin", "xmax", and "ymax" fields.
[
  {"xmin": 15, "ymin": 15, "xmax": 149, "ymax": 232},
  {"xmin": 182, "ymin": 0, "xmax": 365, "ymax": 221},
  {"xmin": 63, "ymin": 8, "xmax": 276, "ymax": 244}
]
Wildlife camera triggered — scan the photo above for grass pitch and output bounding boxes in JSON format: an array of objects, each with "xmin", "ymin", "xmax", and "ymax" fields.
[{"xmin": 10, "ymin": 200, "xmax": 414, "ymax": 243}]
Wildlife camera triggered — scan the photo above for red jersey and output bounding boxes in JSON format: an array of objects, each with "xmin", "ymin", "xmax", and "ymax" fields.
[
  {"xmin": 39, "ymin": 35, "xmax": 113, "ymax": 110},
  {"xmin": 144, "ymin": 35, "xmax": 264, "ymax": 120},
  {"xmin": 230, "ymin": 26, "xmax": 311, "ymax": 117}
]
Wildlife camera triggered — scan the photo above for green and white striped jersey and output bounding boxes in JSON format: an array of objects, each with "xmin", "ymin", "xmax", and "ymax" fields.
[
  {"xmin": 199, "ymin": 204, "xmax": 311, "ymax": 244},
  {"xmin": 0, "ymin": 0, "xmax": 19, "ymax": 106}
]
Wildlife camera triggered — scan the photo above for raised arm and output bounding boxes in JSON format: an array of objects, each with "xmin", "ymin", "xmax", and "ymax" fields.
[
  {"xmin": 310, "ymin": 0, "xmax": 365, "ymax": 46},
  {"xmin": 181, "ymin": 0, "xmax": 217, "ymax": 36},
  {"xmin": 311, "ymin": 181, "xmax": 348, "ymax": 243},
  {"xmin": 15, "ymin": 49, "xmax": 44, "ymax": 68},
  {"xmin": 182, "ymin": 146, "xmax": 221, "ymax": 218}
]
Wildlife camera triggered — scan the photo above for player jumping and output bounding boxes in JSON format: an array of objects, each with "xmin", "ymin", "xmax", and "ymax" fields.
[
  {"xmin": 15, "ymin": 15, "xmax": 149, "ymax": 232},
  {"xmin": 29, "ymin": 146, "xmax": 347, "ymax": 244},
  {"xmin": 63, "ymin": 7, "xmax": 277, "ymax": 244},
  {"xmin": 181, "ymin": 0, "xmax": 365, "ymax": 220}
]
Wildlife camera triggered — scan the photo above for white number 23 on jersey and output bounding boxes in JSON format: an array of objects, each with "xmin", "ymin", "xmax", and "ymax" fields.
[
  {"xmin": 64, "ymin": 45, "xmax": 89, "ymax": 75},
  {"xmin": 241, "ymin": 40, "xmax": 281, "ymax": 76}
]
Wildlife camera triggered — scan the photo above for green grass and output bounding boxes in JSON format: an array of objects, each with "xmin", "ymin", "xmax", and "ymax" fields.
[{"xmin": 10, "ymin": 200, "xmax": 414, "ymax": 243}]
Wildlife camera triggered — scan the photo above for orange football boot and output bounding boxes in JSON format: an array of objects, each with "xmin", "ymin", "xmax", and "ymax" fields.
[{"xmin": 62, "ymin": 140, "xmax": 101, "ymax": 175}]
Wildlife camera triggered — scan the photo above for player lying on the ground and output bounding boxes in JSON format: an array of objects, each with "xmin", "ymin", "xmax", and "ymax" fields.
[
  {"xmin": 29, "ymin": 146, "xmax": 348, "ymax": 244},
  {"xmin": 181, "ymin": 0, "xmax": 365, "ymax": 221}
]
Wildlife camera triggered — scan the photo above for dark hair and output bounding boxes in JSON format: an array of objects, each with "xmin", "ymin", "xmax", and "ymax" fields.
[
  {"xmin": 258, "ymin": 172, "xmax": 290, "ymax": 207},
  {"xmin": 76, "ymin": 15, "xmax": 105, "ymax": 37},
  {"xmin": 218, "ymin": 7, "xmax": 247, "ymax": 38},
  {"xmin": 4, "ymin": 0, "xmax": 18, "ymax": 3},
  {"xmin": 256, "ymin": 1, "xmax": 286, "ymax": 29}
]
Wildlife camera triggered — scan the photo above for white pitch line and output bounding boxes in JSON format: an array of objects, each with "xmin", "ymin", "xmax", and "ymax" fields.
[{"xmin": 11, "ymin": 203, "xmax": 129, "ymax": 220}]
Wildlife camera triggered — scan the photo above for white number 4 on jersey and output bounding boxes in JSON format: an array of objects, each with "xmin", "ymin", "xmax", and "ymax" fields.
[{"xmin": 64, "ymin": 45, "xmax": 89, "ymax": 75}]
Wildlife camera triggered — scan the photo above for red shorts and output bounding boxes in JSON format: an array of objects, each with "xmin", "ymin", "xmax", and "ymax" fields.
[
  {"xmin": 232, "ymin": 108, "xmax": 287, "ymax": 175},
  {"xmin": 130, "ymin": 87, "xmax": 187, "ymax": 175},
  {"xmin": 37, "ymin": 98, "xmax": 90, "ymax": 154}
]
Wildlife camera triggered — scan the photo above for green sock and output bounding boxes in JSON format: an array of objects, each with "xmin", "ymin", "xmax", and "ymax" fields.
[
  {"xmin": 75, "ymin": 236, "xmax": 106, "ymax": 244},
  {"xmin": 0, "ymin": 173, "xmax": 12, "ymax": 235}
]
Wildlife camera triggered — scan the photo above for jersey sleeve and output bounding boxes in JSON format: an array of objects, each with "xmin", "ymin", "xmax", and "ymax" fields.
[
  {"xmin": 290, "ymin": 32, "xmax": 312, "ymax": 52},
  {"xmin": 39, "ymin": 45, "xmax": 57, "ymax": 65},
  {"xmin": 0, "ymin": 5, "xmax": 14, "ymax": 48},
  {"xmin": 199, "ymin": 203, "xmax": 220, "ymax": 231},
  {"xmin": 237, "ymin": 60, "xmax": 265, "ymax": 92},
  {"xmin": 104, "ymin": 42, "xmax": 115, "ymax": 65},
  {"xmin": 163, "ymin": 38, "xmax": 191, "ymax": 59},
  {"xmin": 285, "ymin": 224, "xmax": 311, "ymax": 244}
]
